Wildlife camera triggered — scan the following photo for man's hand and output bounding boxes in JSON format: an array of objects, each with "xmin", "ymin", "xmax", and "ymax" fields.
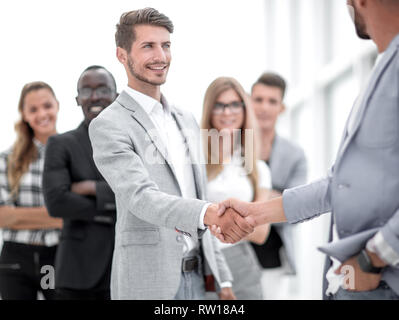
[
  {"xmin": 71, "ymin": 180, "xmax": 96, "ymax": 196},
  {"xmin": 218, "ymin": 287, "xmax": 236, "ymax": 300},
  {"xmin": 217, "ymin": 197, "xmax": 287, "ymax": 227},
  {"xmin": 211, "ymin": 197, "xmax": 287, "ymax": 242},
  {"xmin": 335, "ymin": 249, "xmax": 387, "ymax": 292},
  {"xmin": 204, "ymin": 204, "xmax": 254, "ymax": 244}
]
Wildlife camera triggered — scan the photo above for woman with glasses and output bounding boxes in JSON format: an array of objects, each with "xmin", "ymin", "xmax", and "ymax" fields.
[
  {"xmin": 0, "ymin": 81, "xmax": 63, "ymax": 300},
  {"xmin": 201, "ymin": 77, "xmax": 271, "ymax": 299}
]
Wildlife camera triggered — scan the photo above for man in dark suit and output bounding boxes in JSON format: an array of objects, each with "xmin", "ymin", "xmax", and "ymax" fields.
[{"xmin": 42, "ymin": 65, "xmax": 118, "ymax": 300}]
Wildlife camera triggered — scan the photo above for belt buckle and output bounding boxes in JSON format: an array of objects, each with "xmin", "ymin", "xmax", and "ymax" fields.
[{"xmin": 182, "ymin": 257, "xmax": 198, "ymax": 272}]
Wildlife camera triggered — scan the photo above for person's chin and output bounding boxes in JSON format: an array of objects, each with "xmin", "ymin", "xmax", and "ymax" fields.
[
  {"xmin": 151, "ymin": 76, "xmax": 167, "ymax": 85},
  {"xmin": 258, "ymin": 121, "xmax": 272, "ymax": 130},
  {"xmin": 36, "ymin": 127, "xmax": 56, "ymax": 137}
]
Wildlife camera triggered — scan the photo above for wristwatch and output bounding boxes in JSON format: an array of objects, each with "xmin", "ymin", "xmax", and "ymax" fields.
[{"xmin": 357, "ymin": 249, "xmax": 383, "ymax": 274}]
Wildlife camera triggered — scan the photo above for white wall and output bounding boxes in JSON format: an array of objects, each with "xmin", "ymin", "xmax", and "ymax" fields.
[{"xmin": 0, "ymin": 0, "xmax": 267, "ymax": 150}]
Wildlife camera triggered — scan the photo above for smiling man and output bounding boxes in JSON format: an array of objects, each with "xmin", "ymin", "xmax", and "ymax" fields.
[
  {"xmin": 88, "ymin": 8, "xmax": 252, "ymax": 300},
  {"xmin": 42, "ymin": 65, "xmax": 118, "ymax": 300}
]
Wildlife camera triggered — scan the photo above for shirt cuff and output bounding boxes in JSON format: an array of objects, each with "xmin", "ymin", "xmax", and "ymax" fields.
[
  {"xmin": 366, "ymin": 231, "xmax": 399, "ymax": 267},
  {"xmin": 220, "ymin": 281, "xmax": 233, "ymax": 288},
  {"xmin": 198, "ymin": 203, "xmax": 211, "ymax": 230}
]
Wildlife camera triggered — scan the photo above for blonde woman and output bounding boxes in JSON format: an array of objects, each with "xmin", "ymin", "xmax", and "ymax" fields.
[
  {"xmin": 0, "ymin": 82, "xmax": 63, "ymax": 300},
  {"xmin": 201, "ymin": 77, "xmax": 271, "ymax": 300}
]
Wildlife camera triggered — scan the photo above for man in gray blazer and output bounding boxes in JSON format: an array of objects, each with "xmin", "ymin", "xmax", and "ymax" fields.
[
  {"xmin": 88, "ymin": 8, "xmax": 253, "ymax": 300},
  {"xmin": 215, "ymin": 0, "xmax": 399, "ymax": 300}
]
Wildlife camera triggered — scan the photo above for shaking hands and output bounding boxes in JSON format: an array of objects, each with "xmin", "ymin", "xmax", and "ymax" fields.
[
  {"xmin": 204, "ymin": 204, "xmax": 254, "ymax": 243},
  {"xmin": 205, "ymin": 196, "xmax": 287, "ymax": 244}
]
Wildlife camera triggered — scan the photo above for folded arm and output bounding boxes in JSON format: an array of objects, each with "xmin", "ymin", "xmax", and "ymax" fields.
[
  {"xmin": 0, "ymin": 205, "xmax": 62, "ymax": 230},
  {"xmin": 43, "ymin": 136, "xmax": 115, "ymax": 223}
]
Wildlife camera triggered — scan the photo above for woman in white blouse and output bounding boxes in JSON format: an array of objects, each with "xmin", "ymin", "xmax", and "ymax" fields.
[{"xmin": 201, "ymin": 77, "xmax": 271, "ymax": 299}]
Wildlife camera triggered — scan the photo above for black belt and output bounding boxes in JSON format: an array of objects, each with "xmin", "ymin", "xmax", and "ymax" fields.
[{"xmin": 181, "ymin": 256, "xmax": 199, "ymax": 272}]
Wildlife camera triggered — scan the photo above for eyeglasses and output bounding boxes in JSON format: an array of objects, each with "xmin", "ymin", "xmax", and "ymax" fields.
[
  {"xmin": 78, "ymin": 86, "xmax": 113, "ymax": 99},
  {"xmin": 212, "ymin": 101, "xmax": 244, "ymax": 115}
]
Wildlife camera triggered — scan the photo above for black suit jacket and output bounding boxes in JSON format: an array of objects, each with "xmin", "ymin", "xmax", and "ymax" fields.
[{"xmin": 43, "ymin": 122, "xmax": 116, "ymax": 290}]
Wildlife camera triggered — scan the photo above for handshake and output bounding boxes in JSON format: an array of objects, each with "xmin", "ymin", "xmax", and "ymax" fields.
[{"xmin": 203, "ymin": 196, "xmax": 286, "ymax": 243}]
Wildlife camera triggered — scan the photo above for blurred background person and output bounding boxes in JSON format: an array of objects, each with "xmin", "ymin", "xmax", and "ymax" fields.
[
  {"xmin": 201, "ymin": 77, "xmax": 271, "ymax": 299},
  {"xmin": 0, "ymin": 81, "xmax": 63, "ymax": 300},
  {"xmin": 42, "ymin": 65, "xmax": 117, "ymax": 300},
  {"xmin": 250, "ymin": 72, "xmax": 307, "ymax": 299}
]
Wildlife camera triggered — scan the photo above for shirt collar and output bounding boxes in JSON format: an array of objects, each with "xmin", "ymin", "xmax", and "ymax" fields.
[{"xmin": 124, "ymin": 86, "xmax": 170, "ymax": 116}]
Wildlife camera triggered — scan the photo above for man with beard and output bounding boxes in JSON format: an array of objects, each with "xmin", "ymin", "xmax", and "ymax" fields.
[
  {"xmin": 88, "ymin": 8, "xmax": 253, "ymax": 299},
  {"xmin": 214, "ymin": 0, "xmax": 399, "ymax": 300},
  {"xmin": 42, "ymin": 65, "xmax": 118, "ymax": 300}
]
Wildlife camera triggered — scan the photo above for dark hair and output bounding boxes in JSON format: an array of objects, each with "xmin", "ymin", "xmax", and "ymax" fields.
[
  {"xmin": 115, "ymin": 8, "xmax": 174, "ymax": 53},
  {"xmin": 252, "ymin": 72, "xmax": 287, "ymax": 99},
  {"xmin": 77, "ymin": 65, "xmax": 117, "ymax": 92}
]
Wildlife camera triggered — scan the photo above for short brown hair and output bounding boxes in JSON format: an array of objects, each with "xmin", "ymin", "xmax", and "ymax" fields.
[
  {"xmin": 115, "ymin": 8, "xmax": 174, "ymax": 52},
  {"xmin": 252, "ymin": 72, "xmax": 287, "ymax": 99}
]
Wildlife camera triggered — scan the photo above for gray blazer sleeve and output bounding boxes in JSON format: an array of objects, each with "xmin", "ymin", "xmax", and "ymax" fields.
[
  {"xmin": 89, "ymin": 115, "xmax": 207, "ymax": 241},
  {"xmin": 282, "ymin": 175, "xmax": 332, "ymax": 224}
]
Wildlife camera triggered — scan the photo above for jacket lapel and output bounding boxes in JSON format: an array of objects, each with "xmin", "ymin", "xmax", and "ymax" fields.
[{"xmin": 117, "ymin": 91, "xmax": 180, "ymax": 189}]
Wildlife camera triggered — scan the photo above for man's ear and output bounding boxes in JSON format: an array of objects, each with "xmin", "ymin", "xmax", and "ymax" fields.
[
  {"xmin": 116, "ymin": 47, "xmax": 127, "ymax": 64},
  {"xmin": 279, "ymin": 103, "xmax": 286, "ymax": 114}
]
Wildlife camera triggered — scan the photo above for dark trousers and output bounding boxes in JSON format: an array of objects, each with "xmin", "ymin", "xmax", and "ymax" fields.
[
  {"xmin": 55, "ymin": 250, "xmax": 112, "ymax": 300},
  {"xmin": 0, "ymin": 241, "xmax": 57, "ymax": 300}
]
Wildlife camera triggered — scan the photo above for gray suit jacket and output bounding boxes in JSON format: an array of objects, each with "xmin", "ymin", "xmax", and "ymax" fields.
[
  {"xmin": 88, "ymin": 91, "xmax": 232, "ymax": 299},
  {"xmin": 269, "ymin": 135, "xmax": 307, "ymax": 192},
  {"xmin": 283, "ymin": 33, "xmax": 399, "ymax": 297}
]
